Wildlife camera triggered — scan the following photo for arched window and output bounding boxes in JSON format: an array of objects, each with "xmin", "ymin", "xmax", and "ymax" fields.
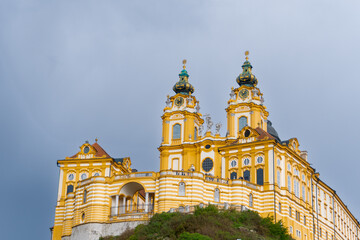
[
  {"xmin": 173, "ymin": 124, "xmax": 181, "ymax": 139},
  {"xmin": 279, "ymin": 202, "xmax": 282, "ymax": 212},
  {"xmin": 67, "ymin": 185, "xmax": 74, "ymax": 194},
  {"xmin": 244, "ymin": 170, "xmax": 250, "ymax": 181},
  {"xmin": 83, "ymin": 189, "xmax": 87, "ymax": 203},
  {"xmin": 179, "ymin": 182, "xmax": 185, "ymax": 196},
  {"xmin": 256, "ymin": 168, "xmax": 264, "ymax": 185},
  {"xmin": 249, "ymin": 193, "xmax": 253, "ymax": 207},
  {"xmin": 194, "ymin": 127, "xmax": 198, "ymax": 140},
  {"xmin": 239, "ymin": 116, "xmax": 247, "ymax": 131},
  {"xmin": 230, "ymin": 172, "xmax": 237, "ymax": 180},
  {"xmin": 214, "ymin": 188, "xmax": 220, "ymax": 202}
]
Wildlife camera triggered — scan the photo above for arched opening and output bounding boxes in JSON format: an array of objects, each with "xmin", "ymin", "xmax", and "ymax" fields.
[
  {"xmin": 179, "ymin": 182, "xmax": 185, "ymax": 196},
  {"xmin": 214, "ymin": 188, "xmax": 220, "ymax": 202},
  {"xmin": 194, "ymin": 127, "xmax": 198, "ymax": 140},
  {"xmin": 249, "ymin": 193, "xmax": 253, "ymax": 207},
  {"xmin": 256, "ymin": 168, "xmax": 264, "ymax": 185},
  {"xmin": 230, "ymin": 172, "xmax": 237, "ymax": 180},
  {"xmin": 111, "ymin": 182, "xmax": 154, "ymax": 217},
  {"xmin": 67, "ymin": 185, "xmax": 74, "ymax": 194},
  {"xmin": 243, "ymin": 170, "xmax": 250, "ymax": 182},
  {"xmin": 173, "ymin": 124, "xmax": 181, "ymax": 139}
]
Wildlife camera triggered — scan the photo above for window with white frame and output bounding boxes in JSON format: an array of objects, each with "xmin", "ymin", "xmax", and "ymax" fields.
[
  {"xmin": 277, "ymin": 170, "xmax": 281, "ymax": 187},
  {"xmin": 173, "ymin": 124, "xmax": 181, "ymax": 139},
  {"xmin": 214, "ymin": 188, "xmax": 220, "ymax": 202},
  {"xmin": 288, "ymin": 175, "xmax": 291, "ymax": 192},
  {"xmin": 179, "ymin": 182, "xmax": 185, "ymax": 196}
]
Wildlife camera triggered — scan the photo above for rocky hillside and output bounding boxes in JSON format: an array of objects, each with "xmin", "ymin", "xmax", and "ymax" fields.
[{"xmin": 100, "ymin": 205, "xmax": 294, "ymax": 240}]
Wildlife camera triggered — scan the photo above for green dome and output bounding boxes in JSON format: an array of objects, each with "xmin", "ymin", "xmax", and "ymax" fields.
[
  {"xmin": 236, "ymin": 56, "xmax": 258, "ymax": 87},
  {"xmin": 173, "ymin": 65, "xmax": 194, "ymax": 95}
]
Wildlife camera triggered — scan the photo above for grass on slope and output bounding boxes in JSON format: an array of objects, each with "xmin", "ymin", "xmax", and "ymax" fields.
[{"xmin": 100, "ymin": 205, "xmax": 294, "ymax": 240}]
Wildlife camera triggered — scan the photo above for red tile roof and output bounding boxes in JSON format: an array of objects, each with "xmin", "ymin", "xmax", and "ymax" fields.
[
  {"xmin": 255, "ymin": 127, "xmax": 276, "ymax": 141},
  {"xmin": 92, "ymin": 142, "xmax": 111, "ymax": 158}
]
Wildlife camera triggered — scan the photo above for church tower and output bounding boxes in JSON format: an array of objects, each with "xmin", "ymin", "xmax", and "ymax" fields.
[
  {"xmin": 226, "ymin": 52, "xmax": 269, "ymax": 139},
  {"xmin": 159, "ymin": 60, "xmax": 204, "ymax": 171}
]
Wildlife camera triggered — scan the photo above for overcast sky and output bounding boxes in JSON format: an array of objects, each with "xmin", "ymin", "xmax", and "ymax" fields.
[{"xmin": 1, "ymin": 0, "xmax": 360, "ymax": 239}]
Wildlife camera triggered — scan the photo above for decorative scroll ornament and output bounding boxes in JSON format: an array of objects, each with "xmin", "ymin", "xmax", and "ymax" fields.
[{"xmin": 215, "ymin": 122, "xmax": 222, "ymax": 134}]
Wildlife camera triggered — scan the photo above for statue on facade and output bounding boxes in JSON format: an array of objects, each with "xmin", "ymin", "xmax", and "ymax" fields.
[
  {"xmin": 195, "ymin": 102, "xmax": 200, "ymax": 112},
  {"xmin": 199, "ymin": 124, "xmax": 204, "ymax": 136},
  {"xmin": 230, "ymin": 87, "xmax": 236, "ymax": 100},
  {"xmin": 204, "ymin": 114, "xmax": 213, "ymax": 132},
  {"xmin": 166, "ymin": 95, "xmax": 171, "ymax": 107},
  {"xmin": 215, "ymin": 122, "xmax": 222, "ymax": 135}
]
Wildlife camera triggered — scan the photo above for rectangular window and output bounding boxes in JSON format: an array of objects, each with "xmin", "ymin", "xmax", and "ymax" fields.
[
  {"xmin": 304, "ymin": 215, "xmax": 306, "ymax": 225},
  {"xmin": 288, "ymin": 175, "xmax": 291, "ymax": 192},
  {"xmin": 289, "ymin": 207, "xmax": 292, "ymax": 217}
]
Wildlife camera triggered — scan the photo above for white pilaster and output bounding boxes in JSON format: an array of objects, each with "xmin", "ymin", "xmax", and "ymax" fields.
[
  {"xmin": 145, "ymin": 192, "xmax": 149, "ymax": 213},
  {"xmin": 115, "ymin": 195, "xmax": 119, "ymax": 215}
]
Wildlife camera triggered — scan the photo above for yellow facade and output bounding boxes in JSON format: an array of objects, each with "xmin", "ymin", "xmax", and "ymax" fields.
[{"xmin": 52, "ymin": 55, "xmax": 359, "ymax": 240}]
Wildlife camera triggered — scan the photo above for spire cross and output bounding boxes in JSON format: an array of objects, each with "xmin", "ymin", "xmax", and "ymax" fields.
[
  {"xmin": 182, "ymin": 59, "xmax": 187, "ymax": 69},
  {"xmin": 245, "ymin": 51, "xmax": 249, "ymax": 61}
]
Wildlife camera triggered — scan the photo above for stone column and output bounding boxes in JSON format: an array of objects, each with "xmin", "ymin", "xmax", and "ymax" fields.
[
  {"xmin": 115, "ymin": 195, "xmax": 119, "ymax": 215},
  {"xmin": 145, "ymin": 192, "xmax": 149, "ymax": 213},
  {"xmin": 130, "ymin": 199, "xmax": 133, "ymax": 212},
  {"xmin": 123, "ymin": 197, "xmax": 126, "ymax": 214}
]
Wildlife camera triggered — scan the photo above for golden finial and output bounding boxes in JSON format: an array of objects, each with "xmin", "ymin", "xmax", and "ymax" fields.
[
  {"xmin": 95, "ymin": 138, "xmax": 98, "ymax": 143},
  {"xmin": 245, "ymin": 51, "xmax": 249, "ymax": 61},
  {"xmin": 182, "ymin": 59, "xmax": 187, "ymax": 69}
]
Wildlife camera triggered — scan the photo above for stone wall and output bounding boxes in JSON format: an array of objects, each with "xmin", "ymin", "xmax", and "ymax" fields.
[{"xmin": 61, "ymin": 221, "xmax": 146, "ymax": 240}]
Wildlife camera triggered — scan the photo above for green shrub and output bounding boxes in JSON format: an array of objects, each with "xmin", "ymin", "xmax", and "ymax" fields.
[{"xmin": 105, "ymin": 206, "xmax": 294, "ymax": 240}]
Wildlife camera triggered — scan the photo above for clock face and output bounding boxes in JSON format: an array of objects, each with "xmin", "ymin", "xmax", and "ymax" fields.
[
  {"xmin": 175, "ymin": 97, "xmax": 184, "ymax": 106},
  {"xmin": 239, "ymin": 89, "xmax": 249, "ymax": 99}
]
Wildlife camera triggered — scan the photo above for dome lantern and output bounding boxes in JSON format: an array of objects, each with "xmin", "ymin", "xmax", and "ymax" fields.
[
  {"xmin": 173, "ymin": 59, "xmax": 194, "ymax": 95},
  {"xmin": 236, "ymin": 51, "xmax": 258, "ymax": 87}
]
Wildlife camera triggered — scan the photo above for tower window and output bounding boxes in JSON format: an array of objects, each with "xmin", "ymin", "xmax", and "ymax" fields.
[
  {"xmin": 214, "ymin": 188, "xmax": 220, "ymax": 202},
  {"xmin": 239, "ymin": 116, "xmax": 247, "ymax": 131},
  {"xmin": 194, "ymin": 127, "xmax": 198, "ymax": 140},
  {"xmin": 244, "ymin": 170, "xmax": 250, "ymax": 181},
  {"xmin": 230, "ymin": 172, "xmax": 237, "ymax": 180},
  {"xmin": 173, "ymin": 124, "xmax": 181, "ymax": 139},
  {"xmin": 256, "ymin": 168, "xmax": 264, "ymax": 185},
  {"xmin": 67, "ymin": 185, "xmax": 74, "ymax": 194},
  {"xmin": 179, "ymin": 182, "xmax": 185, "ymax": 196}
]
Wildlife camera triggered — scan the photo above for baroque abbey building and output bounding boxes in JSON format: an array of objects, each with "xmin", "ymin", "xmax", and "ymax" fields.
[{"xmin": 52, "ymin": 53, "xmax": 359, "ymax": 240}]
